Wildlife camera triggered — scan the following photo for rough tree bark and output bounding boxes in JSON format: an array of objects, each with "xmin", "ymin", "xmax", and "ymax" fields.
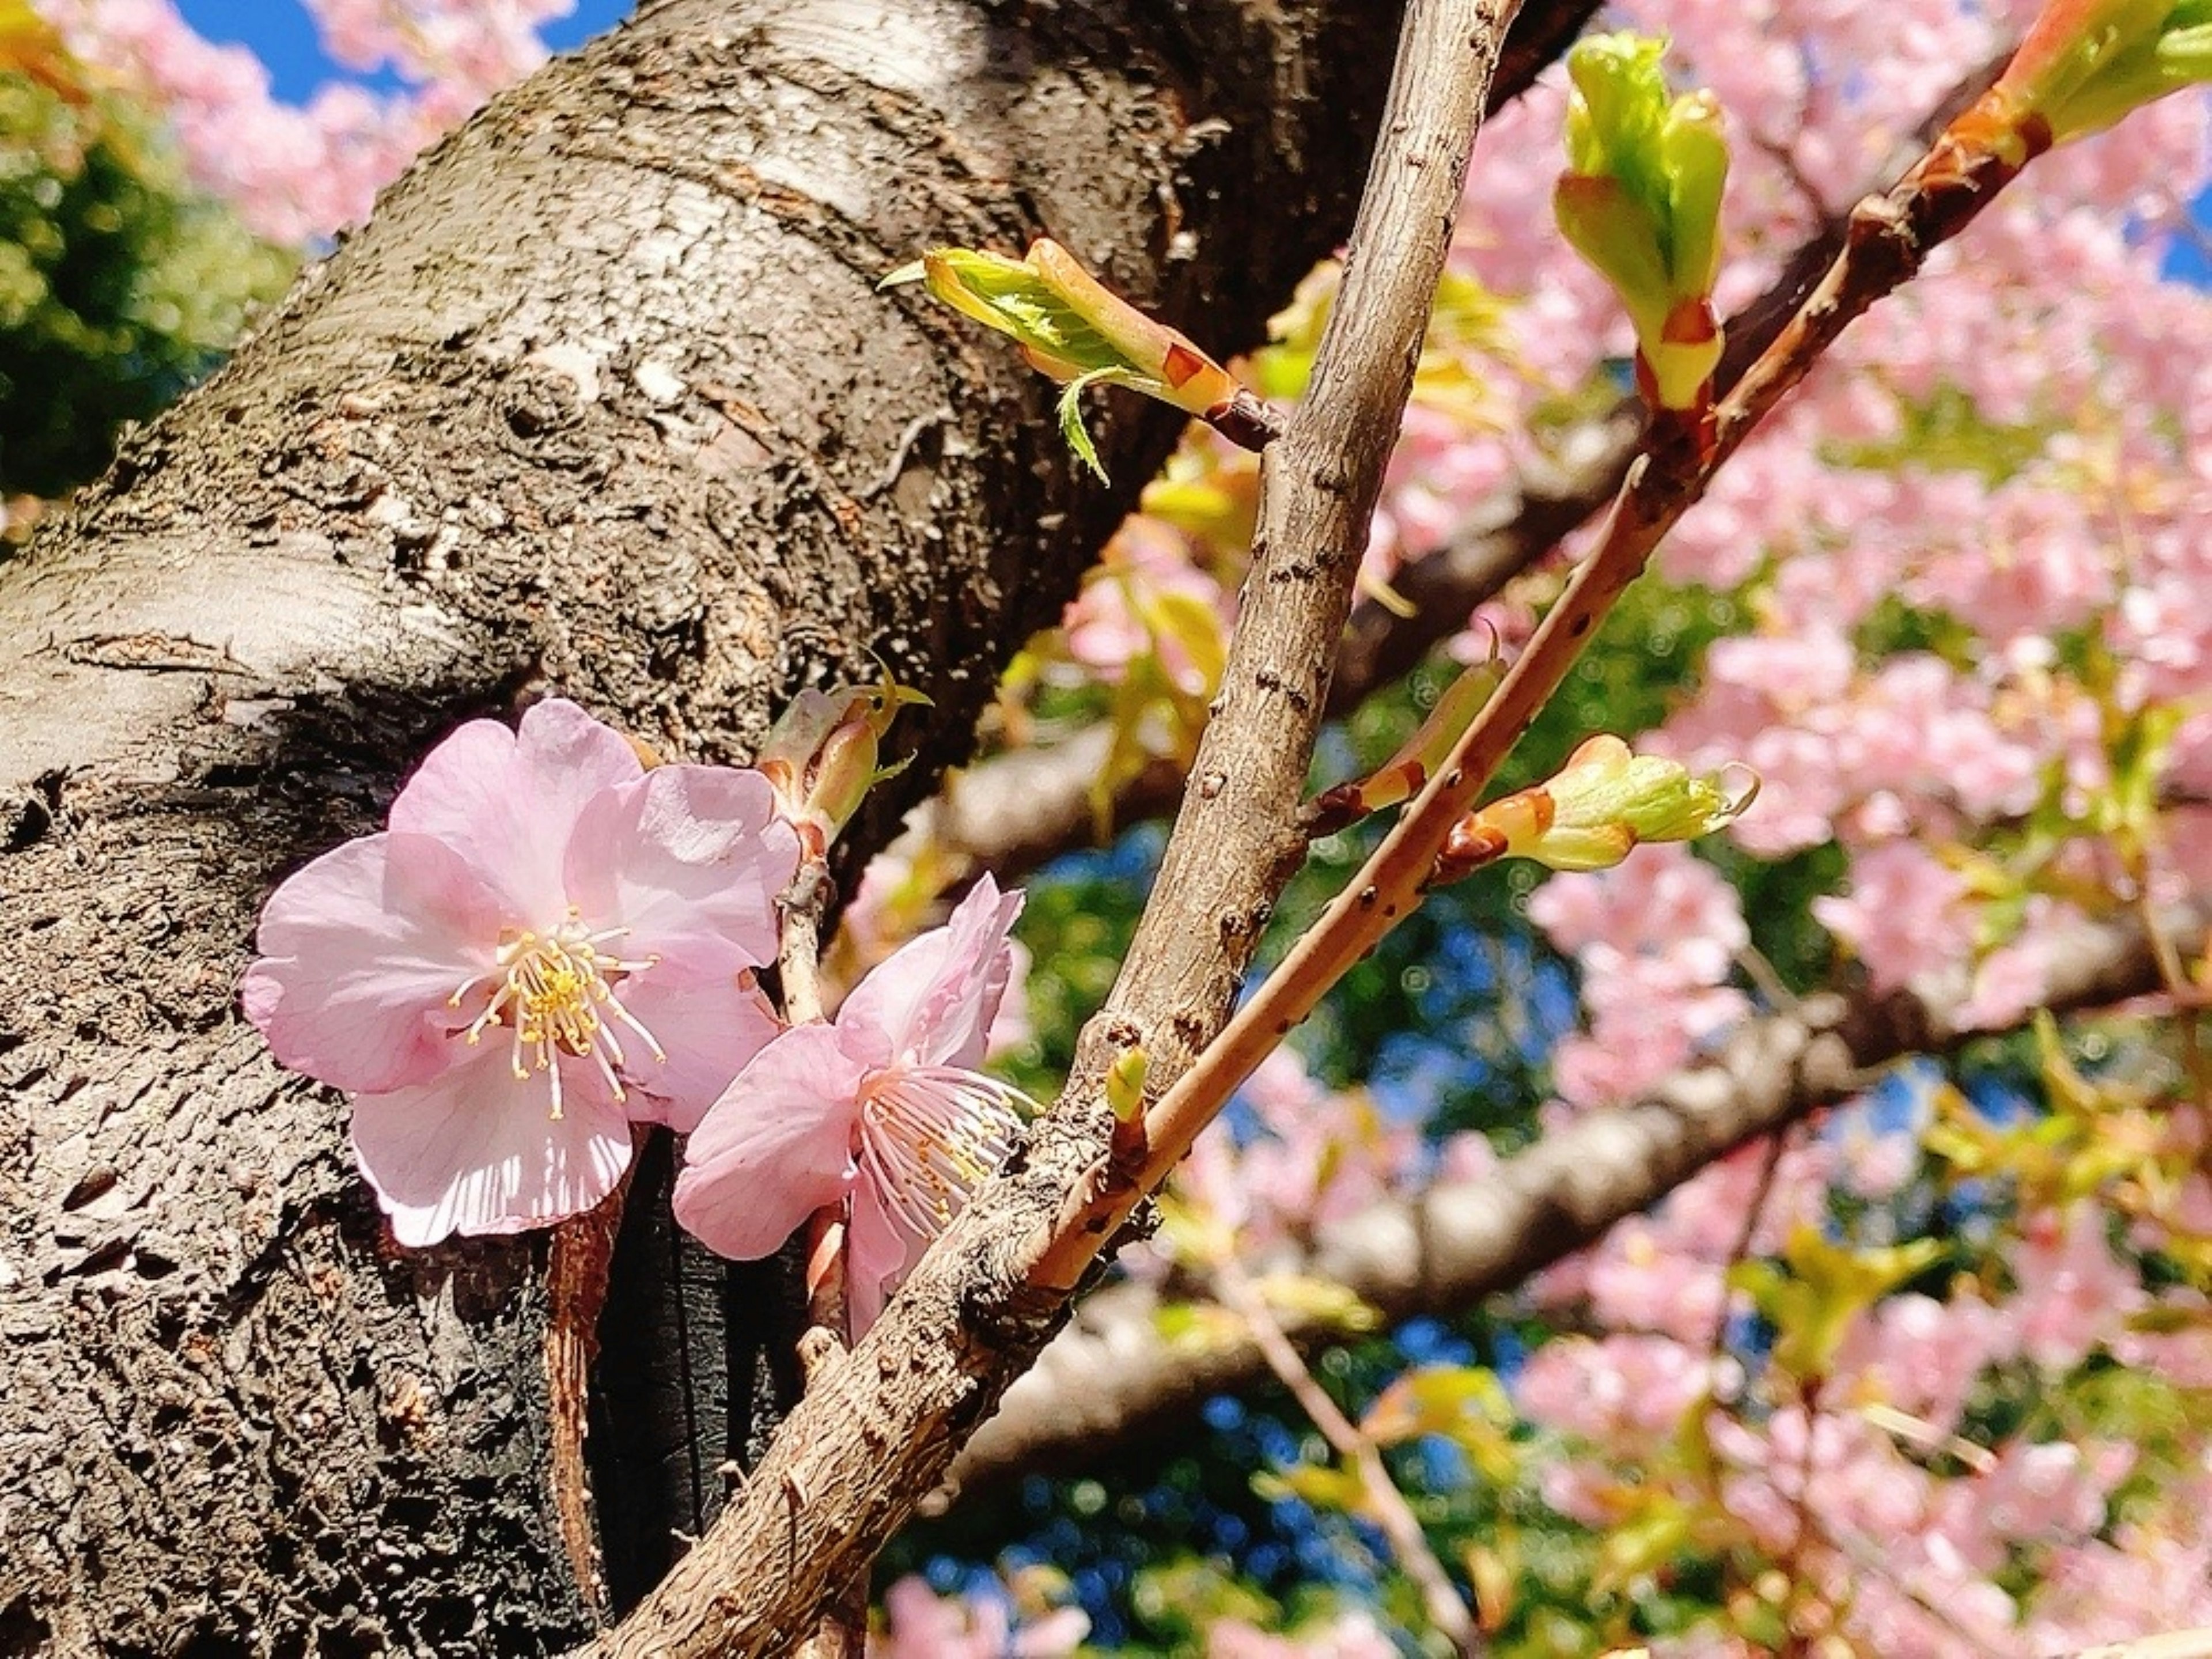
[{"xmin": 0, "ymin": 0, "xmax": 1596, "ymax": 1650}]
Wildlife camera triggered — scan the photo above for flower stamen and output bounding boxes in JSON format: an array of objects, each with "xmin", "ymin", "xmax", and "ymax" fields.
[
  {"xmin": 856, "ymin": 1066, "xmax": 1029, "ymax": 1239},
  {"xmin": 449, "ymin": 909, "xmax": 663, "ymax": 1120}
]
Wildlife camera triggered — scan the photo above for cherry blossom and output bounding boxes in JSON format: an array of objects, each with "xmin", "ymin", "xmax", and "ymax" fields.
[
  {"xmin": 674, "ymin": 876, "xmax": 1030, "ymax": 1330},
  {"xmin": 243, "ymin": 699, "xmax": 795, "ymax": 1245},
  {"xmin": 872, "ymin": 1575, "xmax": 1089, "ymax": 1659}
]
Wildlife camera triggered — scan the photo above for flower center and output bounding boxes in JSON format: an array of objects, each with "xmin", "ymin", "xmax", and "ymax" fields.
[
  {"xmin": 450, "ymin": 910, "xmax": 662, "ymax": 1120},
  {"xmin": 855, "ymin": 1065, "xmax": 1028, "ymax": 1239}
]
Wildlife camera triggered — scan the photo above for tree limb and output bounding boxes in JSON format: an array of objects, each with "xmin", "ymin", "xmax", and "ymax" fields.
[
  {"xmin": 942, "ymin": 902, "xmax": 2206, "ymax": 1497},
  {"xmin": 587, "ymin": 2, "xmax": 1529, "ymax": 1650}
]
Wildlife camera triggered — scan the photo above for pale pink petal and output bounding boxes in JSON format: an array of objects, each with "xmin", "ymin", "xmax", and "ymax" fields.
[
  {"xmin": 563, "ymin": 764, "xmax": 797, "ymax": 978},
  {"xmin": 242, "ymin": 831, "xmax": 502, "ymax": 1094},
  {"xmin": 614, "ymin": 972, "xmax": 784, "ymax": 1134},
  {"xmin": 847, "ymin": 1178, "xmax": 925, "ymax": 1336},
  {"xmin": 347, "ymin": 1046, "xmax": 633, "ymax": 1247},
  {"xmin": 388, "ymin": 698, "xmax": 641, "ymax": 916},
  {"xmin": 673, "ymin": 1024, "xmax": 862, "ymax": 1260},
  {"xmin": 838, "ymin": 874, "xmax": 1024, "ymax": 1070}
]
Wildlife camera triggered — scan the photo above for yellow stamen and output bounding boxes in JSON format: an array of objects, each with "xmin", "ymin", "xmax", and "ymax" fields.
[{"xmin": 450, "ymin": 908, "xmax": 663, "ymax": 1120}]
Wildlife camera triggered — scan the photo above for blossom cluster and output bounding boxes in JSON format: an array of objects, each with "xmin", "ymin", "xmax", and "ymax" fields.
[
  {"xmin": 243, "ymin": 699, "xmax": 1026, "ymax": 1332},
  {"xmin": 39, "ymin": 0, "xmax": 573, "ymax": 244}
]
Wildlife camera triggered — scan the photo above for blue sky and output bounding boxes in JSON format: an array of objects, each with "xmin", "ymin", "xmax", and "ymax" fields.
[{"xmin": 172, "ymin": 0, "xmax": 637, "ymax": 103}]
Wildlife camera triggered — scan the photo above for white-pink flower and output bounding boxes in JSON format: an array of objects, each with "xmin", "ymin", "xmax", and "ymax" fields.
[
  {"xmin": 243, "ymin": 699, "xmax": 797, "ymax": 1247},
  {"xmin": 673, "ymin": 876, "xmax": 1029, "ymax": 1331}
]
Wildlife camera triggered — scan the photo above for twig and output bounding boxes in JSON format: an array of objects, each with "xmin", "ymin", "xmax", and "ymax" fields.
[
  {"xmin": 1217, "ymin": 1267, "xmax": 1484, "ymax": 1657},
  {"xmin": 778, "ymin": 860, "xmax": 863, "ymax": 1659},
  {"xmin": 1031, "ymin": 79, "xmax": 2044, "ymax": 1290},
  {"xmin": 582, "ymin": 4, "xmax": 1529, "ymax": 1652},
  {"xmin": 1705, "ymin": 1130, "xmax": 1789, "ymax": 1381},
  {"xmin": 2066, "ymin": 1635, "xmax": 2212, "ymax": 1659},
  {"xmin": 778, "ymin": 862, "xmax": 832, "ymax": 1027},
  {"xmin": 1806, "ymin": 1518, "xmax": 2010, "ymax": 1659},
  {"xmin": 2131, "ymin": 872, "xmax": 2210, "ymax": 1108},
  {"xmin": 1028, "ymin": 0, "xmax": 1528, "ymax": 1289}
]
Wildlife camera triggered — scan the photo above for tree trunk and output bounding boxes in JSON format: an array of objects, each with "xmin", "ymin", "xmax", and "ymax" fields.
[{"xmin": 0, "ymin": 1, "xmax": 1594, "ymax": 1648}]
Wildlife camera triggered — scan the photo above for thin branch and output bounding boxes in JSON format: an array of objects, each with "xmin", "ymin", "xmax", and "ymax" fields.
[
  {"xmin": 1705, "ymin": 1129, "xmax": 1789, "ymax": 1380},
  {"xmin": 1030, "ymin": 86, "xmax": 2043, "ymax": 1290},
  {"xmin": 900, "ymin": 53, "xmax": 2010, "ymax": 893},
  {"xmin": 2130, "ymin": 867, "xmax": 2210, "ymax": 1107},
  {"xmin": 1022, "ymin": 0, "xmax": 1533, "ymax": 1289},
  {"xmin": 941, "ymin": 903, "xmax": 2203, "ymax": 1499},
  {"xmin": 1218, "ymin": 1267, "xmax": 1486, "ymax": 1656},
  {"xmin": 779, "ymin": 862, "xmax": 863, "ymax": 1659},
  {"xmin": 1812, "ymin": 1520, "xmax": 2010, "ymax": 1659},
  {"xmin": 584, "ymin": 4, "xmax": 1529, "ymax": 1652},
  {"xmin": 2066, "ymin": 1635, "xmax": 2212, "ymax": 1659}
]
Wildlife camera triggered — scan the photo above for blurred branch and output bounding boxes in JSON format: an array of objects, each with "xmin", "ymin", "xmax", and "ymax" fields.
[
  {"xmin": 2067, "ymin": 1635, "xmax": 2212, "ymax": 1659},
  {"xmin": 941, "ymin": 901, "xmax": 2206, "ymax": 1499},
  {"xmin": 1218, "ymin": 1267, "xmax": 1486, "ymax": 1657}
]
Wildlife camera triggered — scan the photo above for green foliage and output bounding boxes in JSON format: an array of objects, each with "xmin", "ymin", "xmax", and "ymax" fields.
[
  {"xmin": 1001, "ymin": 849, "xmax": 1152, "ymax": 1099},
  {"xmin": 0, "ymin": 66, "xmax": 293, "ymax": 501},
  {"xmin": 1700, "ymin": 838, "xmax": 1843, "ymax": 995}
]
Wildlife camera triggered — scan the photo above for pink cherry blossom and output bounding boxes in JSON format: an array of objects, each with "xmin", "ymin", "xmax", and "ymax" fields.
[
  {"xmin": 872, "ymin": 1576, "xmax": 1088, "ymax": 1659},
  {"xmin": 243, "ymin": 699, "xmax": 796, "ymax": 1245},
  {"xmin": 1060, "ymin": 516, "xmax": 1229, "ymax": 694},
  {"xmin": 2010, "ymin": 1204, "xmax": 2144, "ymax": 1371},
  {"xmin": 1811, "ymin": 839, "xmax": 1978, "ymax": 994},
  {"xmin": 674, "ymin": 876, "xmax": 1029, "ymax": 1331},
  {"xmin": 1206, "ymin": 1611, "xmax": 1399, "ymax": 1659}
]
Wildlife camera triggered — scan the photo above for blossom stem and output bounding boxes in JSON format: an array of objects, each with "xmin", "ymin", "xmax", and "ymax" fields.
[
  {"xmin": 781, "ymin": 857, "xmax": 865, "ymax": 1659},
  {"xmin": 777, "ymin": 860, "xmax": 834, "ymax": 1027}
]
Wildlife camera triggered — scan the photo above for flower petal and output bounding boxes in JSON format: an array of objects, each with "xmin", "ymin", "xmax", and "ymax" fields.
[
  {"xmin": 347, "ymin": 1047, "xmax": 632, "ymax": 1247},
  {"xmin": 673, "ymin": 1023, "xmax": 863, "ymax": 1261},
  {"xmin": 563, "ymin": 764, "xmax": 798, "ymax": 979},
  {"xmin": 614, "ymin": 971, "xmax": 784, "ymax": 1134},
  {"xmin": 388, "ymin": 698, "xmax": 642, "ymax": 918},
  {"xmin": 847, "ymin": 1180, "xmax": 925, "ymax": 1336},
  {"xmin": 243, "ymin": 831, "xmax": 501, "ymax": 1094},
  {"xmin": 838, "ymin": 873, "xmax": 1025, "ymax": 1071}
]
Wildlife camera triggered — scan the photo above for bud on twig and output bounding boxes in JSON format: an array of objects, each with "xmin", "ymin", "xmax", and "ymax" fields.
[
  {"xmin": 1432, "ymin": 733, "xmax": 1756, "ymax": 883},
  {"xmin": 1950, "ymin": 0, "xmax": 2212, "ymax": 162},
  {"xmin": 757, "ymin": 667, "xmax": 931, "ymax": 860},
  {"xmin": 1306, "ymin": 650, "xmax": 1503, "ymax": 836},
  {"xmin": 882, "ymin": 240, "xmax": 1277, "ymax": 480},
  {"xmin": 1554, "ymin": 33, "xmax": 1730, "ymax": 419}
]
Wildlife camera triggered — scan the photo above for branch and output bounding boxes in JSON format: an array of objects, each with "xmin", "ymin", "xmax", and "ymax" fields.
[
  {"xmin": 943, "ymin": 902, "xmax": 2205, "ymax": 1496},
  {"xmin": 1024, "ymin": 46, "xmax": 2045, "ymax": 1291},
  {"xmin": 903, "ymin": 52, "xmax": 2009, "ymax": 889},
  {"xmin": 586, "ymin": 2, "xmax": 1529, "ymax": 1652},
  {"xmin": 1218, "ymin": 1267, "xmax": 1485, "ymax": 1657},
  {"xmin": 2066, "ymin": 1636, "xmax": 2212, "ymax": 1659}
]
